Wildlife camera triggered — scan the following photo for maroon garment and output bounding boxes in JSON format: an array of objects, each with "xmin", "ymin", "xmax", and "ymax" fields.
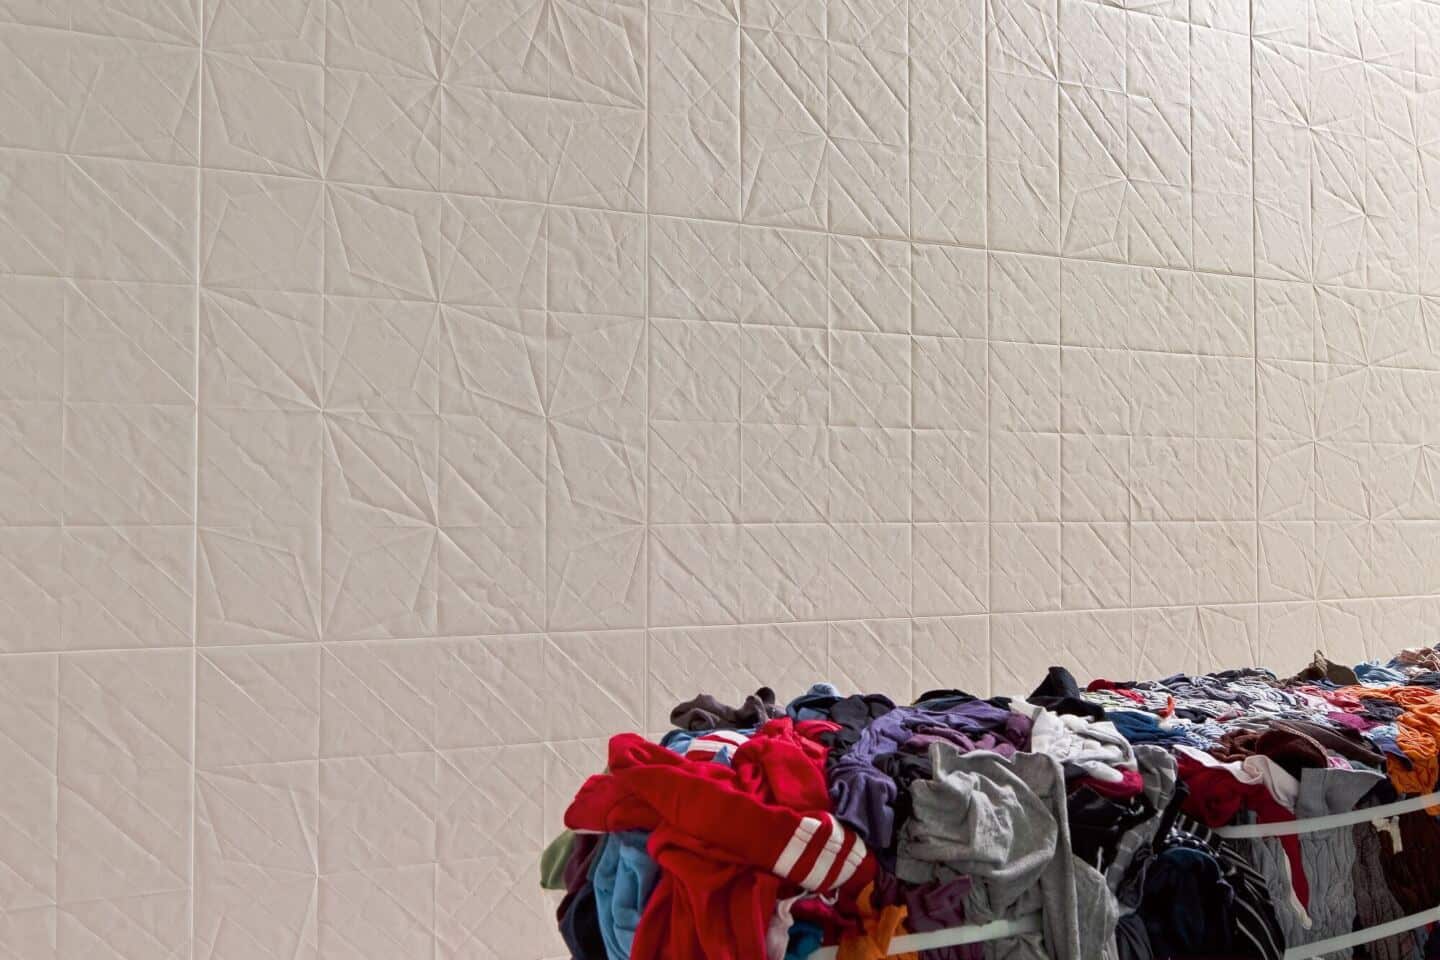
[{"xmin": 1214, "ymin": 728, "xmax": 1328, "ymax": 778}]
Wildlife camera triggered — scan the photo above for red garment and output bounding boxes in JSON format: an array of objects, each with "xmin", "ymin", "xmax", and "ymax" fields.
[
  {"xmin": 1175, "ymin": 751, "xmax": 1309, "ymax": 911},
  {"xmin": 566, "ymin": 719, "xmax": 875, "ymax": 960},
  {"xmin": 1085, "ymin": 679, "xmax": 1145, "ymax": 704},
  {"xmin": 793, "ymin": 895, "xmax": 862, "ymax": 943},
  {"xmin": 1077, "ymin": 768, "xmax": 1144, "ymax": 799}
]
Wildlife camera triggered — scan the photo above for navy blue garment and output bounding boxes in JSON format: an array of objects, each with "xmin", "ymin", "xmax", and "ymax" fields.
[
  {"xmin": 557, "ymin": 834, "xmax": 607, "ymax": 960},
  {"xmin": 1141, "ymin": 845, "xmax": 1236, "ymax": 957},
  {"xmin": 1030, "ymin": 665, "xmax": 1106, "ymax": 721},
  {"xmin": 1109, "ymin": 710, "xmax": 1192, "ymax": 746},
  {"xmin": 1114, "ymin": 913, "xmax": 1153, "ymax": 960}
]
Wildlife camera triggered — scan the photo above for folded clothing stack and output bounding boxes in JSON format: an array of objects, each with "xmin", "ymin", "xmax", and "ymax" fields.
[{"xmin": 542, "ymin": 647, "xmax": 1440, "ymax": 960}]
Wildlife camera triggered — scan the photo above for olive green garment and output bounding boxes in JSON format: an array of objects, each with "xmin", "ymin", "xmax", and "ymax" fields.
[{"xmin": 540, "ymin": 830, "xmax": 577, "ymax": 890}]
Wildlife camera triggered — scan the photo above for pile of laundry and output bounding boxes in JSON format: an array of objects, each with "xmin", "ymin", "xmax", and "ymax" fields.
[{"xmin": 540, "ymin": 648, "xmax": 1440, "ymax": 960}]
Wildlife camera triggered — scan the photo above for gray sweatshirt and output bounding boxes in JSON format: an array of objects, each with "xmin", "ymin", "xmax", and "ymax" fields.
[{"xmin": 896, "ymin": 745, "xmax": 1118, "ymax": 960}]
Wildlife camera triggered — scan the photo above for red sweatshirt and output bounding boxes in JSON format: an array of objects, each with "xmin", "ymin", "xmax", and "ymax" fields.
[{"xmin": 565, "ymin": 718, "xmax": 874, "ymax": 960}]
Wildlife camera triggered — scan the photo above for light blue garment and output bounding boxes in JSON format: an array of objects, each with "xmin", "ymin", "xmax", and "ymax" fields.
[
  {"xmin": 787, "ymin": 682, "xmax": 842, "ymax": 721},
  {"xmin": 591, "ymin": 830, "xmax": 658, "ymax": 960},
  {"xmin": 1360, "ymin": 661, "xmax": 1409, "ymax": 683},
  {"xmin": 659, "ymin": 727, "xmax": 751, "ymax": 765},
  {"xmin": 660, "ymin": 729, "xmax": 696, "ymax": 753}
]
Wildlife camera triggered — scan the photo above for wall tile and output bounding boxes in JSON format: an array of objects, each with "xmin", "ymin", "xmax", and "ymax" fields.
[
  {"xmin": 204, "ymin": 54, "xmax": 324, "ymax": 177},
  {"xmin": 991, "ymin": 522, "xmax": 1061, "ymax": 612},
  {"xmin": 913, "ymin": 244, "xmax": 986, "ymax": 338},
  {"xmin": 991, "ymin": 253, "xmax": 1062, "ymax": 344},
  {"xmin": 1062, "ymin": 435, "xmax": 1129, "ymax": 521},
  {"xmin": 831, "ymin": 523, "xmax": 911, "ymax": 619},
  {"xmin": 198, "ymin": 646, "xmax": 320, "ymax": 768},
  {"xmin": 545, "ymin": 630, "xmax": 645, "ymax": 739},
  {"xmin": 67, "ymin": 281, "xmax": 195, "ymax": 405},
  {"xmin": 914, "ymin": 336, "xmax": 986, "ymax": 431},
  {"xmin": 62, "ymin": 525, "xmax": 192, "ymax": 649},
  {"xmin": 991, "ymin": 342, "xmax": 1061, "ymax": 433},
  {"xmin": 914, "ymin": 523, "xmax": 987, "ymax": 615},
  {"xmin": 913, "ymin": 430, "xmax": 987, "ymax": 522},
  {"xmin": 326, "ymin": 70, "xmax": 441, "ymax": 190},
  {"xmin": 320, "ymin": 641, "xmax": 440, "ymax": 757},
  {"xmin": 830, "ymin": 236, "xmax": 911, "ymax": 334},
  {"xmin": 829, "ymin": 426, "xmax": 909, "ymax": 522},
  {"xmin": 829, "ymin": 619, "xmax": 912, "ymax": 695},
  {"xmin": 204, "ymin": 171, "xmax": 322, "ymax": 293},
  {"xmin": 991, "ymin": 431, "xmax": 1061, "ymax": 522},
  {"xmin": 1062, "ymin": 521, "xmax": 1130, "ymax": 609},
  {"xmin": 58, "ymin": 651, "xmax": 191, "ymax": 903},
  {"xmin": 206, "ymin": 0, "xmax": 324, "ymax": 62},
  {"xmin": 198, "ymin": 524, "xmax": 322, "ymax": 645},
  {"xmin": 741, "ymin": 522, "xmax": 833, "ymax": 622},
  {"xmin": 912, "ymin": 615, "xmax": 989, "ymax": 697},
  {"xmin": 830, "ymin": 331, "xmax": 911, "ymax": 427}
]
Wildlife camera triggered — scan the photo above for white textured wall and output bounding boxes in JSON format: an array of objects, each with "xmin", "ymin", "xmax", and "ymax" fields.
[{"xmin": 3, "ymin": 0, "xmax": 1440, "ymax": 957}]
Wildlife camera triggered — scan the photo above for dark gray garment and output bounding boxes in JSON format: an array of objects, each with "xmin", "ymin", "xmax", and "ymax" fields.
[
  {"xmin": 897, "ymin": 745, "xmax": 1117, "ymax": 960},
  {"xmin": 1104, "ymin": 747, "xmax": 1178, "ymax": 898},
  {"xmin": 1351, "ymin": 818, "xmax": 1422, "ymax": 960}
]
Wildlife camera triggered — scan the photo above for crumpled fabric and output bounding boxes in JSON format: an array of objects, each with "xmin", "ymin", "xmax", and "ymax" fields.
[
  {"xmin": 1357, "ymin": 661, "xmax": 1410, "ymax": 684},
  {"xmin": 1342, "ymin": 685, "xmax": 1440, "ymax": 804},
  {"xmin": 829, "ymin": 701, "xmax": 1030, "ymax": 850},
  {"xmin": 1393, "ymin": 647, "xmax": 1440, "ymax": 671},
  {"xmin": 558, "ymin": 833, "xmax": 606, "ymax": 960},
  {"xmin": 889, "ymin": 875, "xmax": 978, "ymax": 960},
  {"xmin": 1285, "ymin": 651, "xmax": 1360, "ymax": 687},
  {"xmin": 1026, "ymin": 707, "xmax": 1136, "ymax": 783},
  {"xmin": 565, "ymin": 720, "xmax": 874, "ymax": 960},
  {"xmin": 1107, "ymin": 710, "xmax": 1194, "ymax": 747},
  {"xmin": 897, "ymin": 745, "xmax": 1114, "ymax": 960},
  {"xmin": 836, "ymin": 881, "xmax": 916, "ymax": 960},
  {"xmin": 784, "ymin": 922, "xmax": 825, "ymax": 960},
  {"xmin": 591, "ymin": 830, "xmax": 659, "ymax": 960},
  {"xmin": 1140, "ymin": 845, "xmax": 1236, "ymax": 957},
  {"xmin": 1214, "ymin": 727, "xmax": 1329, "ymax": 779},
  {"xmin": 766, "ymin": 893, "xmax": 804, "ymax": 960},
  {"xmin": 1250, "ymin": 768, "xmax": 1381, "ymax": 954},
  {"xmin": 1105, "ymin": 747, "xmax": 1178, "ymax": 896},
  {"xmin": 1352, "ymin": 816, "xmax": 1420, "ymax": 960},
  {"xmin": 670, "ymin": 687, "xmax": 783, "ymax": 731},
  {"xmin": 1030, "ymin": 666, "xmax": 1106, "ymax": 721},
  {"xmin": 541, "ymin": 829, "xmax": 576, "ymax": 890},
  {"xmin": 788, "ymin": 683, "xmax": 843, "ymax": 721}
]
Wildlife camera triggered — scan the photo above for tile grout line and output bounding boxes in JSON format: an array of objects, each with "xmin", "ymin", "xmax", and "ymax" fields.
[
  {"xmin": 432, "ymin": 3, "xmax": 440, "ymax": 946},
  {"xmin": 983, "ymin": 0, "xmax": 994, "ymax": 697},
  {"xmin": 190, "ymin": 3, "xmax": 205, "ymax": 956},
  {"xmin": 641, "ymin": 0, "xmax": 652, "ymax": 778},
  {"xmin": 1250, "ymin": 0, "xmax": 1262, "ymax": 665}
]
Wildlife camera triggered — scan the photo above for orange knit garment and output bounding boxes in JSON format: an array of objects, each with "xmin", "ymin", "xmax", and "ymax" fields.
[
  {"xmin": 1341, "ymin": 686, "xmax": 1440, "ymax": 804},
  {"xmin": 837, "ymin": 881, "xmax": 917, "ymax": 960}
]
